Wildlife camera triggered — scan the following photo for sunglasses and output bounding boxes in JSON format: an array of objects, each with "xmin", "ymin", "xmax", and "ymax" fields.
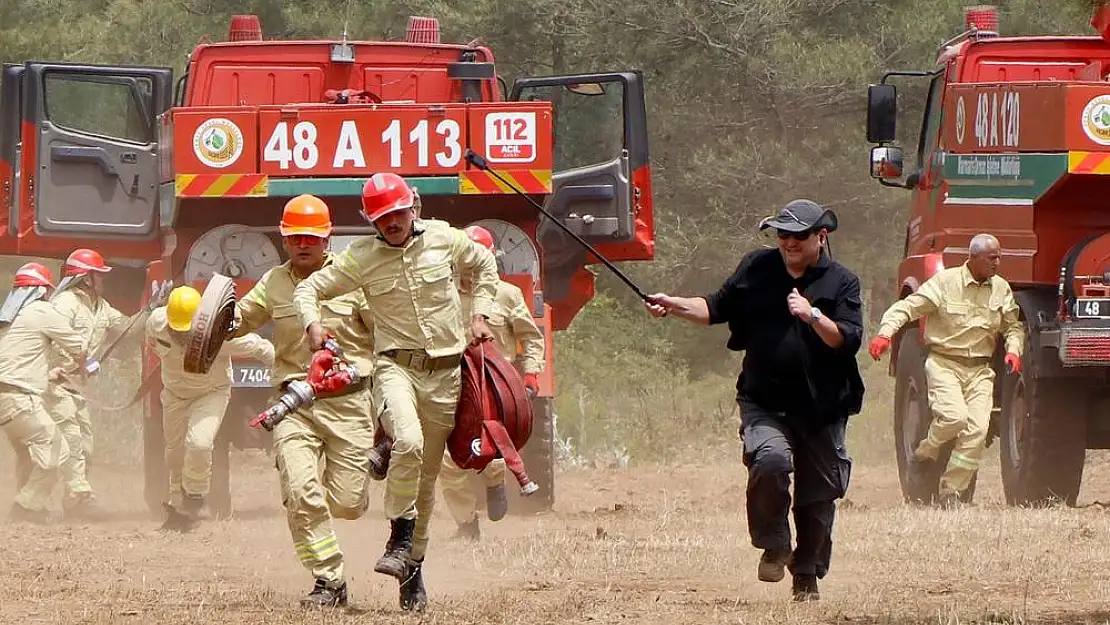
[
  {"xmin": 285, "ymin": 234, "xmax": 326, "ymax": 247},
  {"xmin": 776, "ymin": 229, "xmax": 814, "ymax": 241}
]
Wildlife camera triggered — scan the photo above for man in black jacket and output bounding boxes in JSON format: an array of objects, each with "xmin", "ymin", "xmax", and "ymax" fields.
[{"xmin": 645, "ymin": 199, "xmax": 864, "ymax": 601}]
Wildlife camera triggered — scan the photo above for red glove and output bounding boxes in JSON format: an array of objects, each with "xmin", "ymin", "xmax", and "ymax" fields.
[
  {"xmin": 312, "ymin": 370, "xmax": 354, "ymax": 394},
  {"xmin": 868, "ymin": 335, "xmax": 891, "ymax": 361},
  {"xmin": 307, "ymin": 349, "xmax": 336, "ymax": 385},
  {"xmin": 523, "ymin": 373, "xmax": 539, "ymax": 395},
  {"xmin": 1005, "ymin": 352, "xmax": 1022, "ymax": 374}
]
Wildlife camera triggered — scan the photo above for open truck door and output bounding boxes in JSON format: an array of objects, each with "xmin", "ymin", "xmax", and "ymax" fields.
[
  {"xmin": 510, "ymin": 71, "xmax": 653, "ymax": 328},
  {"xmin": 0, "ymin": 64, "xmax": 25, "ymax": 252},
  {"xmin": 15, "ymin": 62, "xmax": 172, "ymax": 258}
]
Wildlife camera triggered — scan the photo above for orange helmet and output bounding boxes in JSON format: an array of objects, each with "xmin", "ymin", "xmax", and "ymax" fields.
[
  {"xmin": 464, "ymin": 225, "xmax": 495, "ymax": 251},
  {"xmin": 361, "ymin": 173, "xmax": 416, "ymax": 222},
  {"xmin": 64, "ymin": 248, "xmax": 111, "ymax": 276},
  {"xmin": 12, "ymin": 262, "xmax": 54, "ymax": 288},
  {"xmin": 280, "ymin": 194, "xmax": 333, "ymax": 238}
]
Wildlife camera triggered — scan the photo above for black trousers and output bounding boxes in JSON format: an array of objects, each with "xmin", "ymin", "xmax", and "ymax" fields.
[{"xmin": 738, "ymin": 396, "xmax": 852, "ymax": 578}]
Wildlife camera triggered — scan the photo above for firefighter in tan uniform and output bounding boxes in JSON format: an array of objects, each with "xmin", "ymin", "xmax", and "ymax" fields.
[
  {"xmin": 293, "ymin": 173, "xmax": 499, "ymax": 612},
  {"xmin": 869, "ymin": 233, "xmax": 1024, "ymax": 505},
  {"xmin": 229, "ymin": 194, "xmax": 376, "ymax": 609},
  {"xmin": 0, "ymin": 262, "xmax": 89, "ymax": 523},
  {"xmin": 43, "ymin": 248, "xmax": 135, "ymax": 519},
  {"xmin": 438, "ymin": 225, "xmax": 544, "ymax": 540},
  {"xmin": 147, "ymin": 285, "xmax": 275, "ymax": 530}
]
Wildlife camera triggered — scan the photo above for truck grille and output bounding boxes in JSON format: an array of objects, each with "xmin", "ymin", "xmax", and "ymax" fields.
[{"xmin": 1059, "ymin": 326, "xmax": 1110, "ymax": 366}]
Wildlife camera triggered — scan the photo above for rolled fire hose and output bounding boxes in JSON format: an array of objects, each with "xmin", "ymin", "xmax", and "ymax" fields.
[{"xmin": 183, "ymin": 273, "xmax": 238, "ymax": 374}]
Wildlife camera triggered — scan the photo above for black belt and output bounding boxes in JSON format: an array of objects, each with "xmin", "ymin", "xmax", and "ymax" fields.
[{"xmin": 380, "ymin": 349, "xmax": 462, "ymax": 372}]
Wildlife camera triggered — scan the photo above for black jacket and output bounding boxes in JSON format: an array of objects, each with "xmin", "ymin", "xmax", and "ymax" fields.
[{"xmin": 705, "ymin": 248, "xmax": 865, "ymax": 422}]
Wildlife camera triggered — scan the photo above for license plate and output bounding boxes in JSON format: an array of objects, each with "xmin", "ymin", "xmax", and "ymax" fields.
[
  {"xmin": 1074, "ymin": 298, "xmax": 1110, "ymax": 319},
  {"xmin": 232, "ymin": 365, "xmax": 272, "ymax": 388}
]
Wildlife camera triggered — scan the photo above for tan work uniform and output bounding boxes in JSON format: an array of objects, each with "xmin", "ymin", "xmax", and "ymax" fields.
[
  {"xmin": 233, "ymin": 253, "xmax": 376, "ymax": 586},
  {"xmin": 146, "ymin": 306, "xmax": 275, "ymax": 509},
  {"xmin": 877, "ymin": 262, "xmax": 1024, "ymax": 496},
  {"xmin": 45, "ymin": 287, "xmax": 129, "ymax": 503},
  {"xmin": 439, "ymin": 279, "xmax": 545, "ymax": 525},
  {"xmin": 292, "ymin": 219, "xmax": 499, "ymax": 563},
  {"xmin": 0, "ymin": 300, "xmax": 88, "ymax": 513}
]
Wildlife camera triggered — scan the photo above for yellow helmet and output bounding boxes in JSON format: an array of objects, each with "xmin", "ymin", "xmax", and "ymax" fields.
[{"xmin": 166, "ymin": 285, "xmax": 201, "ymax": 332}]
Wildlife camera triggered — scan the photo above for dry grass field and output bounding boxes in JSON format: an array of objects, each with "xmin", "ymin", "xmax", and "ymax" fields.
[{"xmin": 5, "ymin": 427, "xmax": 1110, "ymax": 625}]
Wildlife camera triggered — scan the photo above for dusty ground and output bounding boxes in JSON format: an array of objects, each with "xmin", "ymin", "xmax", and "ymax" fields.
[{"xmin": 5, "ymin": 439, "xmax": 1110, "ymax": 624}]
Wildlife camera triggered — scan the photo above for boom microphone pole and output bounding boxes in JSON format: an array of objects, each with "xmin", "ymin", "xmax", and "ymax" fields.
[{"xmin": 463, "ymin": 149, "xmax": 652, "ymax": 303}]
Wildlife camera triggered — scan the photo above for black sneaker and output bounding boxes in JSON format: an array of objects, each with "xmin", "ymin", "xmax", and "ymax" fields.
[
  {"xmin": 300, "ymin": 578, "xmax": 348, "ymax": 608},
  {"xmin": 792, "ymin": 573, "xmax": 820, "ymax": 601},
  {"xmin": 757, "ymin": 549, "xmax": 792, "ymax": 583}
]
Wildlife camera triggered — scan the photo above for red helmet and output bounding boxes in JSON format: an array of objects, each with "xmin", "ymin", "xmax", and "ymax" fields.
[
  {"xmin": 64, "ymin": 248, "xmax": 111, "ymax": 276},
  {"xmin": 12, "ymin": 262, "xmax": 54, "ymax": 288},
  {"xmin": 464, "ymin": 225, "xmax": 495, "ymax": 251},
  {"xmin": 361, "ymin": 173, "xmax": 416, "ymax": 222}
]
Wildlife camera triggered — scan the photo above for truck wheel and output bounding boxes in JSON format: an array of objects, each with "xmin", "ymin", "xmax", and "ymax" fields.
[
  {"xmin": 892, "ymin": 331, "xmax": 976, "ymax": 504},
  {"xmin": 509, "ymin": 396, "xmax": 556, "ymax": 515},
  {"xmin": 209, "ymin": 429, "xmax": 233, "ymax": 520},
  {"xmin": 143, "ymin": 394, "xmax": 167, "ymax": 517},
  {"xmin": 1000, "ymin": 371, "xmax": 1086, "ymax": 507}
]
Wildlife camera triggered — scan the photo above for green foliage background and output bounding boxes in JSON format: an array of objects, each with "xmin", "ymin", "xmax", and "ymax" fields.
[{"xmin": 0, "ymin": 1, "xmax": 1101, "ymax": 465}]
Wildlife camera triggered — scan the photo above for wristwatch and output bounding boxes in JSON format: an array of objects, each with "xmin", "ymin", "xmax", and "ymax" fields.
[{"xmin": 808, "ymin": 308, "xmax": 823, "ymax": 326}]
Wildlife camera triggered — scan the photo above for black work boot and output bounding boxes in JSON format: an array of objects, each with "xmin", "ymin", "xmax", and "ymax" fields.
[
  {"xmin": 367, "ymin": 437, "xmax": 393, "ymax": 481},
  {"xmin": 937, "ymin": 491, "xmax": 963, "ymax": 509},
  {"xmin": 399, "ymin": 559, "xmax": 428, "ymax": 612},
  {"xmin": 453, "ymin": 518, "xmax": 480, "ymax": 541},
  {"xmin": 486, "ymin": 483, "xmax": 508, "ymax": 521},
  {"xmin": 757, "ymin": 549, "xmax": 792, "ymax": 583},
  {"xmin": 300, "ymin": 578, "xmax": 348, "ymax": 608},
  {"xmin": 375, "ymin": 517, "xmax": 416, "ymax": 579},
  {"xmin": 64, "ymin": 492, "xmax": 108, "ymax": 521},
  {"xmin": 159, "ymin": 502, "xmax": 199, "ymax": 533},
  {"xmin": 181, "ymin": 494, "xmax": 207, "ymax": 520},
  {"xmin": 9, "ymin": 502, "xmax": 51, "ymax": 525},
  {"xmin": 792, "ymin": 573, "xmax": 820, "ymax": 601}
]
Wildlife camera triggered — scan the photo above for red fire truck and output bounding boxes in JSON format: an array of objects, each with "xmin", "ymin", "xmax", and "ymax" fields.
[{"xmin": 0, "ymin": 14, "xmax": 655, "ymax": 517}]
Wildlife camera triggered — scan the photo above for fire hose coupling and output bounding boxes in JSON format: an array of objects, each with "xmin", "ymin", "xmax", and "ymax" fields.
[{"xmin": 250, "ymin": 334, "xmax": 360, "ymax": 431}]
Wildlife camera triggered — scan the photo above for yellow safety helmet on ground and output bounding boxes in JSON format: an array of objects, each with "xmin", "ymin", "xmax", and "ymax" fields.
[{"xmin": 166, "ymin": 285, "xmax": 202, "ymax": 332}]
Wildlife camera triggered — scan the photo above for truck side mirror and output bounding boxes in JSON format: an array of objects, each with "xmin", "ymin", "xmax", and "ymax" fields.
[
  {"xmin": 870, "ymin": 146, "xmax": 904, "ymax": 180},
  {"xmin": 866, "ymin": 83, "xmax": 897, "ymax": 143}
]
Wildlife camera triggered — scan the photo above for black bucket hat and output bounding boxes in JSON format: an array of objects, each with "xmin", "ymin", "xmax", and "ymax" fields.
[{"xmin": 758, "ymin": 199, "xmax": 838, "ymax": 234}]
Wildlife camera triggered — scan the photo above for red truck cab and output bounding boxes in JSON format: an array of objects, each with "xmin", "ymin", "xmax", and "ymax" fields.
[
  {"xmin": 0, "ymin": 14, "xmax": 655, "ymax": 517},
  {"xmin": 865, "ymin": 4, "xmax": 1110, "ymax": 508}
]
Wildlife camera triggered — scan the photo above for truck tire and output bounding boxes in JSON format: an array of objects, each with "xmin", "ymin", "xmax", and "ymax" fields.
[
  {"xmin": 142, "ymin": 392, "xmax": 167, "ymax": 517},
  {"xmin": 209, "ymin": 428, "xmax": 233, "ymax": 519},
  {"xmin": 999, "ymin": 371, "xmax": 1086, "ymax": 507},
  {"xmin": 892, "ymin": 330, "xmax": 977, "ymax": 504},
  {"xmin": 509, "ymin": 395, "xmax": 556, "ymax": 515}
]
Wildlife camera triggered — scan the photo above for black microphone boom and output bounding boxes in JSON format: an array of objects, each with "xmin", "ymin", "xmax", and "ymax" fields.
[{"xmin": 463, "ymin": 149, "xmax": 651, "ymax": 302}]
